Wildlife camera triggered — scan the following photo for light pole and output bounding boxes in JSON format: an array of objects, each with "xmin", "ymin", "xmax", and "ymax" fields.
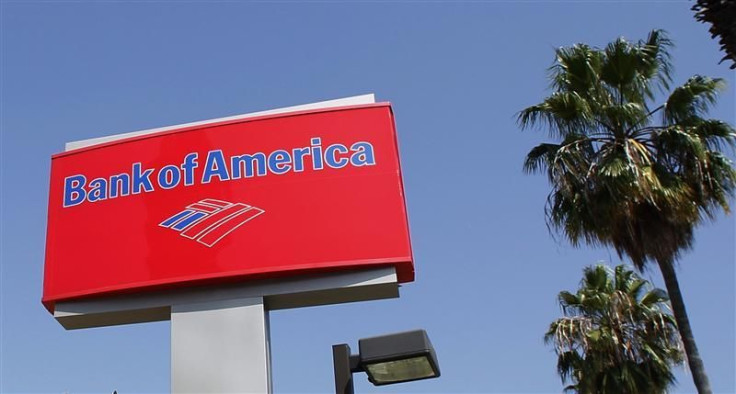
[{"xmin": 332, "ymin": 329, "xmax": 441, "ymax": 394}]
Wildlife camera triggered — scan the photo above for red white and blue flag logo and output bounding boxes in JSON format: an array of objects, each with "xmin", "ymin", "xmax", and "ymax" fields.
[{"xmin": 159, "ymin": 199, "xmax": 265, "ymax": 247}]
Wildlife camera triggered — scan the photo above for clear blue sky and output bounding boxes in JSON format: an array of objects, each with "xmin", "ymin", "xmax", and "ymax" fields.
[{"xmin": 1, "ymin": 1, "xmax": 733, "ymax": 393}]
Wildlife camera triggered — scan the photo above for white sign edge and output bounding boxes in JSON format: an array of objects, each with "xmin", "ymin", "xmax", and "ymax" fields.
[{"xmin": 64, "ymin": 93, "xmax": 376, "ymax": 151}]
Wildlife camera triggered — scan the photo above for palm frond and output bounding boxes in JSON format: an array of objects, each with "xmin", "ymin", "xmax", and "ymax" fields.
[
  {"xmin": 549, "ymin": 44, "xmax": 603, "ymax": 95},
  {"xmin": 692, "ymin": 119, "xmax": 736, "ymax": 151},
  {"xmin": 524, "ymin": 143, "xmax": 560, "ymax": 174},
  {"xmin": 640, "ymin": 288, "xmax": 669, "ymax": 306},
  {"xmin": 696, "ymin": 151, "xmax": 736, "ymax": 216},
  {"xmin": 639, "ymin": 29, "xmax": 674, "ymax": 92},
  {"xmin": 518, "ymin": 92, "xmax": 597, "ymax": 138},
  {"xmin": 663, "ymin": 76, "xmax": 726, "ymax": 125}
]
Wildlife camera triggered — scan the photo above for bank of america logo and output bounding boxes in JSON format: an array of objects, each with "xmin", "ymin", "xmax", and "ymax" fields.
[{"xmin": 159, "ymin": 199, "xmax": 265, "ymax": 247}]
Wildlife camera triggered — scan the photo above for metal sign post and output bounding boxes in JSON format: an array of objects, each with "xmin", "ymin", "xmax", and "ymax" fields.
[{"xmin": 171, "ymin": 297, "xmax": 271, "ymax": 393}]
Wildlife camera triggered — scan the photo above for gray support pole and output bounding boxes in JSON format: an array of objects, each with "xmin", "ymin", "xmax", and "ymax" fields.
[
  {"xmin": 171, "ymin": 297, "xmax": 272, "ymax": 393},
  {"xmin": 332, "ymin": 344, "xmax": 354, "ymax": 394}
]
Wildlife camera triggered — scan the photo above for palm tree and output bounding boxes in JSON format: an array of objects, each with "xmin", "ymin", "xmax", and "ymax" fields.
[
  {"xmin": 545, "ymin": 264, "xmax": 683, "ymax": 394},
  {"xmin": 520, "ymin": 30, "xmax": 735, "ymax": 394},
  {"xmin": 692, "ymin": 0, "xmax": 736, "ymax": 69}
]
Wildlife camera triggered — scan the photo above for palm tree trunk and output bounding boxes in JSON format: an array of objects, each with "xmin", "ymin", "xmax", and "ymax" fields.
[{"xmin": 657, "ymin": 259, "xmax": 712, "ymax": 394}]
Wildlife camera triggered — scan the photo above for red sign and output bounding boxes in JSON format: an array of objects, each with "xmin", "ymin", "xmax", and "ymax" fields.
[{"xmin": 43, "ymin": 103, "xmax": 413, "ymax": 312}]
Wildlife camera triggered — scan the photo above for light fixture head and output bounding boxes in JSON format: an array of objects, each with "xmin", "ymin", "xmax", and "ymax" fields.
[{"xmin": 357, "ymin": 329, "xmax": 440, "ymax": 386}]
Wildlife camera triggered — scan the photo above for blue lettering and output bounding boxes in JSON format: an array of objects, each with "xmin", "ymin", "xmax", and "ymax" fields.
[
  {"xmin": 87, "ymin": 178, "xmax": 108, "ymax": 202},
  {"xmin": 181, "ymin": 153, "xmax": 198, "ymax": 186},
  {"xmin": 292, "ymin": 147, "xmax": 310, "ymax": 172},
  {"xmin": 109, "ymin": 173, "xmax": 130, "ymax": 198},
  {"xmin": 61, "ymin": 138, "xmax": 375, "ymax": 208},
  {"xmin": 158, "ymin": 165, "xmax": 181, "ymax": 189},
  {"xmin": 63, "ymin": 175, "xmax": 87, "ymax": 207},
  {"xmin": 231, "ymin": 153, "xmax": 267, "ymax": 178},
  {"xmin": 202, "ymin": 150, "xmax": 230, "ymax": 183},
  {"xmin": 132, "ymin": 163, "xmax": 155, "ymax": 194},
  {"xmin": 350, "ymin": 142, "xmax": 376, "ymax": 166},
  {"xmin": 311, "ymin": 138, "xmax": 323, "ymax": 170},
  {"xmin": 268, "ymin": 150, "xmax": 292, "ymax": 174},
  {"xmin": 325, "ymin": 144, "xmax": 349, "ymax": 168}
]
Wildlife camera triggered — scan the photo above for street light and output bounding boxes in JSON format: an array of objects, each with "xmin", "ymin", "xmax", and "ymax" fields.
[{"xmin": 332, "ymin": 329, "xmax": 440, "ymax": 394}]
